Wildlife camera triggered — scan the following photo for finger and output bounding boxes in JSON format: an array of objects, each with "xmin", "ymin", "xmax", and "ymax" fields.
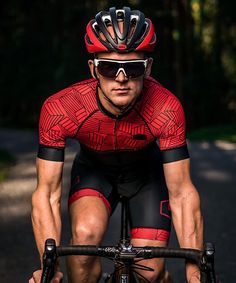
[
  {"xmin": 32, "ymin": 270, "xmax": 42, "ymax": 283},
  {"xmin": 51, "ymin": 271, "xmax": 63, "ymax": 283}
]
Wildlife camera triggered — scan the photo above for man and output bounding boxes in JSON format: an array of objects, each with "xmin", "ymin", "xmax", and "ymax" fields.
[{"xmin": 29, "ymin": 7, "xmax": 203, "ymax": 283}]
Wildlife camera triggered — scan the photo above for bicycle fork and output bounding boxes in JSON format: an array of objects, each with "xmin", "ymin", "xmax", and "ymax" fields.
[{"xmin": 108, "ymin": 261, "xmax": 141, "ymax": 283}]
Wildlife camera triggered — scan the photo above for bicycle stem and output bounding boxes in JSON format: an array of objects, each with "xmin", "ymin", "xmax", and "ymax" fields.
[{"xmin": 120, "ymin": 197, "xmax": 130, "ymax": 245}]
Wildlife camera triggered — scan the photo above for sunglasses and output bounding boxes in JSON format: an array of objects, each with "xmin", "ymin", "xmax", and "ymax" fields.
[{"xmin": 94, "ymin": 59, "xmax": 148, "ymax": 79}]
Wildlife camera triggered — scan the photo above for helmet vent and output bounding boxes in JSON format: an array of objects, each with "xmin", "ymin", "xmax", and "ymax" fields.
[
  {"xmin": 104, "ymin": 19, "xmax": 111, "ymax": 26},
  {"xmin": 117, "ymin": 11, "xmax": 124, "ymax": 20},
  {"xmin": 131, "ymin": 18, "xmax": 137, "ymax": 25},
  {"xmin": 85, "ymin": 7, "xmax": 156, "ymax": 53}
]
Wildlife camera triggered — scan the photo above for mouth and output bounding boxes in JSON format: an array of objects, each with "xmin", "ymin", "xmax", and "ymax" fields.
[{"xmin": 113, "ymin": 88, "xmax": 130, "ymax": 94}]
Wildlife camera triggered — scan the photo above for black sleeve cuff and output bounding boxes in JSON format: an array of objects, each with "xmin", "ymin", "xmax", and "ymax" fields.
[
  {"xmin": 161, "ymin": 144, "xmax": 190, "ymax": 163},
  {"xmin": 37, "ymin": 144, "xmax": 65, "ymax": 162}
]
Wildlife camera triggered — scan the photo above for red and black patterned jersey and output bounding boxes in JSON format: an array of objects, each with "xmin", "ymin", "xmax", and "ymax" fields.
[{"xmin": 38, "ymin": 76, "xmax": 189, "ymax": 164}]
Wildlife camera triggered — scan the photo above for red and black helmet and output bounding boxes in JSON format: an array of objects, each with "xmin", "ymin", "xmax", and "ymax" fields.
[{"xmin": 85, "ymin": 7, "xmax": 156, "ymax": 53}]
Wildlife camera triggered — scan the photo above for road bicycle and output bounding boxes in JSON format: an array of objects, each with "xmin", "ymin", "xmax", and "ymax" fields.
[{"xmin": 40, "ymin": 197, "xmax": 217, "ymax": 283}]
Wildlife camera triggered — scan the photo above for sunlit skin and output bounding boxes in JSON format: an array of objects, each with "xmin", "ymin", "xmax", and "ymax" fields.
[{"xmin": 88, "ymin": 52, "xmax": 153, "ymax": 116}]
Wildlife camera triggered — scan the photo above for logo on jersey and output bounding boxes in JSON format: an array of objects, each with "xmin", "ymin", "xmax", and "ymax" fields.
[
  {"xmin": 133, "ymin": 134, "xmax": 147, "ymax": 140},
  {"xmin": 160, "ymin": 200, "xmax": 171, "ymax": 219}
]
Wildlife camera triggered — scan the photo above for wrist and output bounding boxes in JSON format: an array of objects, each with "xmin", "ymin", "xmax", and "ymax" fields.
[{"xmin": 186, "ymin": 262, "xmax": 201, "ymax": 283}]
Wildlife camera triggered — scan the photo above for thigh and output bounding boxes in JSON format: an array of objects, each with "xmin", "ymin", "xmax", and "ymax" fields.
[
  {"xmin": 69, "ymin": 158, "xmax": 119, "ymax": 213},
  {"xmin": 128, "ymin": 173, "xmax": 171, "ymax": 240},
  {"xmin": 129, "ymin": 175, "xmax": 171, "ymax": 280},
  {"xmin": 69, "ymin": 195, "xmax": 110, "ymax": 244},
  {"xmin": 68, "ymin": 158, "xmax": 119, "ymax": 243}
]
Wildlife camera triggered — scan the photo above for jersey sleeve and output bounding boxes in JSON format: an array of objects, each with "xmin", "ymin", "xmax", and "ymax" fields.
[
  {"xmin": 158, "ymin": 96, "xmax": 189, "ymax": 163},
  {"xmin": 37, "ymin": 97, "xmax": 77, "ymax": 161}
]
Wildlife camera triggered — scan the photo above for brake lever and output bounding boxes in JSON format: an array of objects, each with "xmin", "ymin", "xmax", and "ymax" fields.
[
  {"xmin": 200, "ymin": 242, "xmax": 217, "ymax": 283},
  {"xmin": 41, "ymin": 239, "xmax": 57, "ymax": 283}
]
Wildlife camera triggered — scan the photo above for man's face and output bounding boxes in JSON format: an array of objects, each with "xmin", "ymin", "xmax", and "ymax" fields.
[{"xmin": 88, "ymin": 52, "xmax": 153, "ymax": 111}]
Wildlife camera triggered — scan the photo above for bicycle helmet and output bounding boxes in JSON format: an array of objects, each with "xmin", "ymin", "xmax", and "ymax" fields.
[{"xmin": 85, "ymin": 7, "xmax": 156, "ymax": 53}]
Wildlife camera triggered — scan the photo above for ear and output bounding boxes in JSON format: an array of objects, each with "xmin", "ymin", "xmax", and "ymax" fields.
[
  {"xmin": 144, "ymin": 57, "xmax": 153, "ymax": 77},
  {"xmin": 88, "ymin": 60, "xmax": 99, "ymax": 79}
]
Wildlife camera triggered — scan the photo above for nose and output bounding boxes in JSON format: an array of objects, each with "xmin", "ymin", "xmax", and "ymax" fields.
[{"xmin": 115, "ymin": 69, "xmax": 128, "ymax": 82}]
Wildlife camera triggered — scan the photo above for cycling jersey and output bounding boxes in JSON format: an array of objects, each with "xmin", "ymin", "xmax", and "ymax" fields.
[
  {"xmin": 37, "ymin": 76, "xmax": 189, "ymax": 242},
  {"xmin": 38, "ymin": 76, "xmax": 189, "ymax": 164}
]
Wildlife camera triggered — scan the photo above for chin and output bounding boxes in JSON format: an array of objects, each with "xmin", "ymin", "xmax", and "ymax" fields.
[
  {"xmin": 113, "ymin": 95, "xmax": 133, "ymax": 103},
  {"xmin": 113, "ymin": 99, "xmax": 132, "ymax": 107}
]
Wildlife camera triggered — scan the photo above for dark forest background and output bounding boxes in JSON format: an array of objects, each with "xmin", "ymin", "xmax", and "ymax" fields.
[{"xmin": 1, "ymin": 0, "xmax": 236, "ymax": 131}]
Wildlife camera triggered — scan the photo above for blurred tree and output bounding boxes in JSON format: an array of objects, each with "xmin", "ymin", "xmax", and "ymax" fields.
[
  {"xmin": 0, "ymin": 0, "xmax": 235, "ymax": 128},
  {"xmin": 183, "ymin": 0, "xmax": 235, "ymax": 128}
]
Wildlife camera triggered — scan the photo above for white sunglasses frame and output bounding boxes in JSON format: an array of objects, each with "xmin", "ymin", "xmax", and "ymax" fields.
[{"xmin": 94, "ymin": 58, "xmax": 148, "ymax": 78}]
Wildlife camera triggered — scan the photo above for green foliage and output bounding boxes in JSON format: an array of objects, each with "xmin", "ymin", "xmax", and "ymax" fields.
[{"xmin": 188, "ymin": 124, "xmax": 236, "ymax": 143}]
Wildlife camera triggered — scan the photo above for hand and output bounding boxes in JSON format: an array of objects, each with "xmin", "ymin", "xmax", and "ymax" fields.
[
  {"xmin": 28, "ymin": 269, "xmax": 63, "ymax": 283},
  {"xmin": 186, "ymin": 262, "xmax": 201, "ymax": 283},
  {"xmin": 188, "ymin": 274, "xmax": 201, "ymax": 283}
]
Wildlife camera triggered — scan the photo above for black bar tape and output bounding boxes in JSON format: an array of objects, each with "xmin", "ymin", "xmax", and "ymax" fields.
[
  {"xmin": 37, "ymin": 145, "xmax": 65, "ymax": 162},
  {"xmin": 57, "ymin": 246, "xmax": 99, "ymax": 256},
  {"xmin": 150, "ymin": 247, "xmax": 202, "ymax": 263},
  {"xmin": 161, "ymin": 145, "xmax": 190, "ymax": 163}
]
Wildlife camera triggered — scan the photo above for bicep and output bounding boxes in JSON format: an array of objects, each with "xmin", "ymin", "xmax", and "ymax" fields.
[
  {"xmin": 163, "ymin": 158, "xmax": 202, "ymax": 219},
  {"xmin": 36, "ymin": 157, "xmax": 64, "ymax": 194},
  {"xmin": 163, "ymin": 158, "xmax": 193, "ymax": 197}
]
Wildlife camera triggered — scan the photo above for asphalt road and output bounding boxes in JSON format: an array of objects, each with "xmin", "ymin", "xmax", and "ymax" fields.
[{"xmin": 0, "ymin": 128, "xmax": 235, "ymax": 283}]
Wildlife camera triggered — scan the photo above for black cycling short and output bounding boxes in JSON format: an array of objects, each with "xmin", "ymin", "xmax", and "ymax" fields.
[{"xmin": 68, "ymin": 148, "xmax": 171, "ymax": 242}]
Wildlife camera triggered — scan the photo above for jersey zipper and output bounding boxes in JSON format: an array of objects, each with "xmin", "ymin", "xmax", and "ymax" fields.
[
  {"xmin": 114, "ymin": 119, "xmax": 123, "ymax": 181},
  {"xmin": 114, "ymin": 119, "xmax": 120, "ymax": 150}
]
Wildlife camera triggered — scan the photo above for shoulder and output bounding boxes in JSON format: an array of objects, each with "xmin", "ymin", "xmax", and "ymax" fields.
[
  {"xmin": 140, "ymin": 77, "xmax": 188, "ymax": 156},
  {"xmin": 45, "ymin": 78, "xmax": 97, "ymax": 104},
  {"xmin": 38, "ymin": 78, "xmax": 98, "ymax": 147},
  {"xmin": 143, "ymin": 76, "xmax": 180, "ymax": 106},
  {"xmin": 140, "ymin": 76, "xmax": 183, "ymax": 118},
  {"xmin": 41, "ymin": 78, "xmax": 98, "ymax": 117}
]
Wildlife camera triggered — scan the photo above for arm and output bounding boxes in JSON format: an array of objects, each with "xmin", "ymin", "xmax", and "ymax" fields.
[
  {"xmin": 31, "ymin": 157, "xmax": 64, "ymax": 262},
  {"xmin": 163, "ymin": 158, "xmax": 203, "ymax": 282}
]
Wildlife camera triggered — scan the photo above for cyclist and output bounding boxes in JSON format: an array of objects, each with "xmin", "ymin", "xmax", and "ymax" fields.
[{"xmin": 29, "ymin": 7, "xmax": 203, "ymax": 283}]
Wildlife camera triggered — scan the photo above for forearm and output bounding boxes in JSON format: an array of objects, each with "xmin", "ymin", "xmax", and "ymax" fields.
[
  {"xmin": 31, "ymin": 187, "xmax": 62, "ymax": 261},
  {"xmin": 170, "ymin": 185, "xmax": 203, "ymax": 281},
  {"xmin": 164, "ymin": 159, "xmax": 203, "ymax": 281},
  {"xmin": 170, "ymin": 185, "xmax": 203, "ymax": 250}
]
